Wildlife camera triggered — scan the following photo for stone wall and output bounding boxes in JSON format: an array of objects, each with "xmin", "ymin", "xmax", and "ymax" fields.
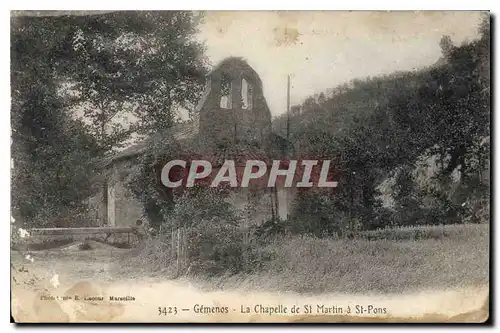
[
  {"xmin": 87, "ymin": 186, "xmax": 106, "ymax": 227},
  {"xmin": 88, "ymin": 158, "xmax": 144, "ymax": 228},
  {"xmin": 113, "ymin": 180, "xmax": 143, "ymax": 227},
  {"xmin": 227, "ymin": 186, "xmax": 295, "ymax": 225},
  {"xmin": 198, "ymin": 57, "xmax": 272, "ymax": 149}
]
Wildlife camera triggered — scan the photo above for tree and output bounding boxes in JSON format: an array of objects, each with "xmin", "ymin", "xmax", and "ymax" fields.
[
  {"xmin": 11, "ymin": 11, "xmax": 209, "ymax": 227},
  {"xmin": 64, "ymin": 11, "xmax": 208, "ymax": 150},
  {"xmin": 11, "ymin": 15, "xmax": 101, "ymax": 226},
  {"xmin": 439, "ymin": 35, "xmax": 453, "ymax": 58}
]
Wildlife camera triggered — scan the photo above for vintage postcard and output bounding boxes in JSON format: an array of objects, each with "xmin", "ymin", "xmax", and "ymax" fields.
[{"xmin": 10, "ymin": 10, "xmax": 490, "ymax": 323}]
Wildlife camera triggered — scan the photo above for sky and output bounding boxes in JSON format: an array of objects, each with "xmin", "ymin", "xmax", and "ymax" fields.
[{"xmin": 196, "ymin": 11, "xmax": 485, "ymax": 117}]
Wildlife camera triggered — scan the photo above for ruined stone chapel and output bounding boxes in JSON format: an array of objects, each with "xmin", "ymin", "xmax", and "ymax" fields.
[{"xmin": 89, "ymin": 57, "xmax": 296, "ymax": 228}]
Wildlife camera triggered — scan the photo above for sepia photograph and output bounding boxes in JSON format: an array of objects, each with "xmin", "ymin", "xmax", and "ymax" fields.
[{"xmin": 10, "ymin": 10, "xmax": 490, "ymax": 323}]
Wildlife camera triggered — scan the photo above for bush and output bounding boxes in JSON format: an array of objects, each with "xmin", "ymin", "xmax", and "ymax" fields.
[
  {"xmin": 133, "ymin": 185, "xmax": 264, "ymax": 277},
  {"xmin": 288, "ymin": 190, "xmax": 357, "ymax": 237},
  {"xmin": 252, "ymin": 216, "xmax": 288, "ymax": 239},
  {"xmin": 185, "ymin": 217, "xmax": 247, "ymax": 275},
  {"xmin": 78, "ymin": 239, "xmax": 93, "ymax": 251}
]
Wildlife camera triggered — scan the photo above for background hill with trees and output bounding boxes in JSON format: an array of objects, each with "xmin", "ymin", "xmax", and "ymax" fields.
[{"xmin": 272, "ymin": 17, "xmax": 490, "ymax": 236}]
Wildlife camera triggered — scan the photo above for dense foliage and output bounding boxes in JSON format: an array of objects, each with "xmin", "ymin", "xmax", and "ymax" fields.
[
  {"xmin": 273, "ymin": 16, "xmax": 490, "ymax": 235},
  {"xmin": 11, "ymin": 15, "xmax": 100, "ymax": 226},
  {"xmin": 11, "ymin": 11, "xmax": 207, "ymax": 227}
]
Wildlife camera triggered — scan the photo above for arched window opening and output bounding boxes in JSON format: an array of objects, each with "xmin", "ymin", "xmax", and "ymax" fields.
[
  {"xmin": 241, "ymin": 78, "xmax": 253, "ymax": 110},
  {"xmin": 220, "ymin": 74, "xmax": 232, "ymax": 109}
]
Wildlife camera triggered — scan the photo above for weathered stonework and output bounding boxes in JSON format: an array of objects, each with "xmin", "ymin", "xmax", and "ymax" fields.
[
  {"xmin": 89, "ymin": 57, "xmax": 295, "ymax": 228},
  {"xmin": 197, "ymin": 57, "xmax": 272, "ymax": 149},
  {"xmin": 89, "ymin": 158, "xmax": 143, "ymax": 228}
]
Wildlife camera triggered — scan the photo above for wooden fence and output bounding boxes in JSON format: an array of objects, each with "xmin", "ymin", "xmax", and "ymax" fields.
[{"xmin": 171, "ymin": 227, "xmax": 188, "ymax": 275}]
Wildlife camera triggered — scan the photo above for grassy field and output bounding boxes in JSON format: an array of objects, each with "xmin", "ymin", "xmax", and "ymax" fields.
[
  {"xmin": 356, "ymin": 223, "xmax": 489, "ymax": 241},
  {"xmin": 120, "ymin": 223, "xmax": 489, "ymax": 295},
  {"xmin": 11, "ymin": 223, "xmax": 489, "ymax": 296}
]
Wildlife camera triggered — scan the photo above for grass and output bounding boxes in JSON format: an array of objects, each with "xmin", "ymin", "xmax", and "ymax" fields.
[
  {"xmin": 212, "ymin": 223, "xmax": 489, "ymax": 294},
  {"xmin": 123, "ymin": 223, "xmax": 489, "ymax": 295},
  {"xmin": 356, "ymin": 223, "xmax": 489, "ymax": 241}
]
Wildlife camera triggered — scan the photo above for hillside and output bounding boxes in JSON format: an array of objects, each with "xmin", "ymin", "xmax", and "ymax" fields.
[{"xmin": 270, "ymin": 29, "xmax": 489, "ymax": 234}]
